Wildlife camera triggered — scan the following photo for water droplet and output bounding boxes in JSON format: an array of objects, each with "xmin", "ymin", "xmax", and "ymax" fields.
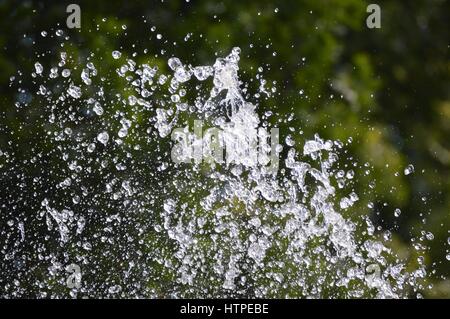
[
  {"xmin": 404, "ymin": 164, "xmax": 415, "ymax": 175},
  {"xmin": 81, "ymin": 69, "xmax": 91, "ymax": 85},
  {"xmin": 34, "ymin": 62, "xmax": 43, "ymax": 75},
  {"xmin": 72, "ymin": 195, "xmax": 80, "ymax": 204},
  {"xmin": 118, "ymin": 128, "xmax": 128, "ymax": 138},
  {"xmin": 93, "ymin": 102, "xmax": 104, "ymax": 116},
  {"xmin": 346, "ymin": 170, "xmax": 355, "ymax": 179},
  {"xmin": 62, "ymin": 69, "xmax": 71, "ymax": 77},
  {"xmin": 97, "ymin": 131, "xmax": 109, "ymax": 146},
  {"xmin": 67, "ymin": 85, "xmax": 81, "ymax": 99},
  {"xmin": 163, "ymin": 199, "xmax": 176, "ymax": 214},
  {"xmin": 87, "ymin": 143, "xmax": 96, "ymax": 153},
  {"xmin": 49, "ymin": 67, "xmax": 59, "ymax": 79},
  {"xmin": 108, "ymin": 285, "xmax": 121, "ymax": 294},
  {"xmin": 285, "ymin": 135, "xmax": 295, "ymax": 146},
  {"xmin": 168, "ymin": 57, "xmax": 182, "ymax": 71},
  {"xmin": 193, "ymin": 66, "xmax": 213, "ymax": 81},
  {"xmin": 112, "ymin": 51, "xmax": 122, "ymax": 59},
  {"xmin": 174, "ymin": 66, "xmax": 191, "ymax": 83}
]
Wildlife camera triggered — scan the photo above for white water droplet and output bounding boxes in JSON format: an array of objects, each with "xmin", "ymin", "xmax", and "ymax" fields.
[
  {"xmin": 87, "ymin": 143, "xmax": 96, "ymax": 153},
  {"xmin": 97, "ymin": 131, "xmax": 109, "ymax": 146},
  {"xmin": 285, "ymin": 135, "xmax": 295, "ymax": 146},
  {"xmin": 404, "ymin": 164, "xmax": 415, "ymax": 175},
  {"xmin": 112, "ymin": 51, "xmax": 122, "ymax": 59},
  {"xmin": 34, "ymin": 62, "xmax": 43, "ymax": 75},
  {"xmin": 81, "ymin": 69, "xmax": 91, "ymax": 85},
  {"xmin": 163, "ymin": 199, "xmax": 176, "ymax": 214},
  {"xmin": 62, "ymin": 69, "xmax": 71, "ymax": 77},
  {"xmin": 118, "ymin": 128, "xmax": 128, "ymax": 138},
  {"xmin": 67, "ymin": 85, "xmax": 81, "ymax": 99},
  {"xmin": 72, "ymin": 195, "xmax": 80, "ymax": 204},
  {"xmin": 168, "ymin": 57, "xmax": 182, "ymax": 71},
  {"xmin": 193, "ymin": 66, "xmax": 213, "ymax": 81},
  {"xmin": 108, "ymin": 285, "xmax": 121, "ymax": 294},
  {"xmin": 93, "ymin": 102, "xmax": 104, "ymax": 116}
]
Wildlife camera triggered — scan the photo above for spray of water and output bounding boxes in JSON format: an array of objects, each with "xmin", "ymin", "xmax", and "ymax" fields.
[{"xmin": 1, "ymin": 30, "xmax": 428, "ymax": 298}]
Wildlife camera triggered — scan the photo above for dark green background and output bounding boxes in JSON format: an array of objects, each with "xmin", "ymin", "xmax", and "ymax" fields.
[{"xmin": 0, "ymin": 0, "xmax": 448, "ymax": 298}]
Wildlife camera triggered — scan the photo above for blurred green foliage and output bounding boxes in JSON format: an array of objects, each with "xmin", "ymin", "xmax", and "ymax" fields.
[{"xmin": 0, "ymin": 0, "xmax": 448, "ymax": 298}]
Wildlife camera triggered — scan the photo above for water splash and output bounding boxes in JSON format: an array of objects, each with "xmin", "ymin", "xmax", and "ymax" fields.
[{"xmin": 1, "ymin": 36, "xmax": 429, "ymax": 298}]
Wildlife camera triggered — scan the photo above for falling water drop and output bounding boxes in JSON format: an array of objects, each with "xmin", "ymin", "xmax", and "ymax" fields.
[
  {"xmin": 34, "ymin": 62, "xmax": 43, "ymax": 75},
  {"xmin": 404, "ymin": 164, "xmax": 415, "ymax": 175},
  {"xmin": 97, "ymin": 131, "xmax": 109, "ymax": 146},
  {"xmin": 112, "ymin": 50, "xmax": 122, "ymax": 59}
]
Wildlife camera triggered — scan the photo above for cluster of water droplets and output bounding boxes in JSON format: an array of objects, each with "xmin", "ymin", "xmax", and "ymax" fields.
[{"xmin": 1, "ymin": 32, "xmax": 430, "ymax": 298}]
